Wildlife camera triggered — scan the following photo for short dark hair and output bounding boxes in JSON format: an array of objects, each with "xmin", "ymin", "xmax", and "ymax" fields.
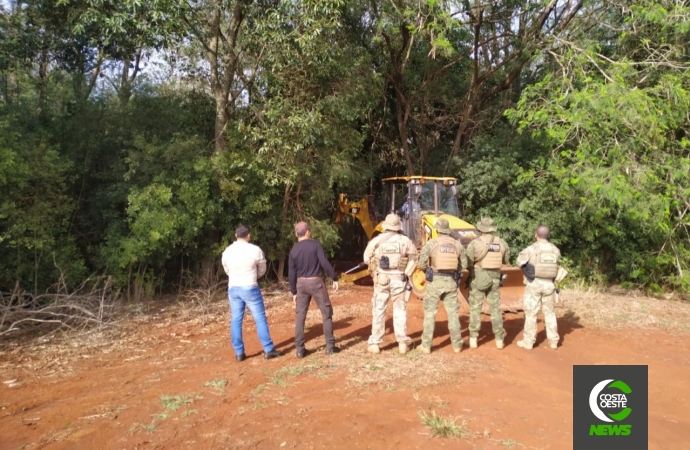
[
  {"xmin": 235, "ymin": 225, "xmax": 250, "ymax": 238},
  {"xmin": 535, "ymin": 225, "xmax": 550, "ymax": 239}
]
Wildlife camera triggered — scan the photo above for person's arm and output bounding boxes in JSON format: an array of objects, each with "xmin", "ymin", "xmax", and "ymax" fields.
[
  {"xmin": 316, "ymin": 242, "xmax": 337, "ymax": 281},
  {"xmin": 462, "ymin": 242, "xmax": 473, "ymax": 271},
  {"xmin": 516, "ymin": 247, "xmax": 531, "ymax": 267},
  {"xmin": 457, "ymin": 242, "xmax": 466, "ymax": 270},
  {"xmin": 418, "ymin": 242, "xmax": 430, "ymax": 271},
  {"xmin": 221, "ymin": 248, "xmax": 231, "ymax": 279},
  {"xmin": 256, "ymin": 247, "xmax": 267, "ymax": 278},
  {"xmin": 288, "ymin": 248, "xmax": 298, "ymax": 295},
  {"xmin": 363, "ymin": 238, "xmax": 376, "ymax": 263},
  {"xmin": 502, "ymin": 240, "xmax": 511, "ymax": 265}
]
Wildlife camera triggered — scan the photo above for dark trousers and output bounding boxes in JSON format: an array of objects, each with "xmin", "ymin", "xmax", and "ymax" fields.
[{"xmin": 295, "ymin": 278, "xmax": 335, "ymax": 351}]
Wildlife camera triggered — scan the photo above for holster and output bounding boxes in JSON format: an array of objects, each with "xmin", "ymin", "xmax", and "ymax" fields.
[
  {"xmin": 425, "ymin": 267, "xmax": 433, "ymax": 282},
  {"xmin": 452, "ymin": 271, "xmax": 461, "ymax": 288}
]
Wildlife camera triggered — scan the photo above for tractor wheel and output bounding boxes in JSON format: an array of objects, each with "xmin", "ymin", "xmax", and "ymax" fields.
[{"xmin": 411, "ymin": 269, "xmax": 427, "ymax": 300}]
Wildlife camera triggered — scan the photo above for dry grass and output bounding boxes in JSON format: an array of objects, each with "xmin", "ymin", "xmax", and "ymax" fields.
[{"xmin": 558, "ymin": 287, "xmax": 690, "ymax": 332}]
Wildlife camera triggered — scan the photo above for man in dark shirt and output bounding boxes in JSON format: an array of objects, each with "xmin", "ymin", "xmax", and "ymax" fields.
[{"xmin": 289, "ymin": 221, "xmax": 340, "ymax": 358}]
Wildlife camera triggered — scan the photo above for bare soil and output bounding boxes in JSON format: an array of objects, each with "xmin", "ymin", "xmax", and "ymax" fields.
[{"xmin": 1, "ymin": 286, "xmax": 689, "ymax": 450}]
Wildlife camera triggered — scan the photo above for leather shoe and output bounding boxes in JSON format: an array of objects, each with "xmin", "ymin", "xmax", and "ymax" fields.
[
  {"xmin": 235, "ymin": 353, "xmax": 246, "ymax": 362},
  {"xmin": 325, "ymin": 347, "xmax": 340, "ymax": 355},
  {"xmin": 263, "ymin": 349, "xmax": 281, "ymax": 360},
  {"xmin": 296, "ymin": 349, "xmax": 309, "ymax": 359}
]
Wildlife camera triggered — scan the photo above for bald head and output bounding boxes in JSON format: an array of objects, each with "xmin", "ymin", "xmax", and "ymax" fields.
[
  {"xmin": 535, "ymin": 225, "xmax": 550, "ymax": 240},
  {"xmin": 295, "ymin": 221, "xmax": 310, "ymax": 238}
]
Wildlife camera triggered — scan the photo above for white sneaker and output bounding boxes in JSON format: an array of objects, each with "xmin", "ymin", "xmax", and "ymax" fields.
[
  {"xmin": 469, "ymin": 337, "xmax": 478, "ymax": 349},
  {"xmin": 399, "ymin": 343, "xmax": 409, "ymax": 354},
  {"xmin": 516, "ymin": 340, "xmax": 533, "ymax": 350},
  {"xmin": 367, "ymin": 344, "xmax": 380, "ymax": 354},
  {"xmin": 549, "ymin": 342, "xmax": 558, "ymax": 350},
  {"xmin": 495, "ymin": 340, "xmax": 504, "ymax": 350}
]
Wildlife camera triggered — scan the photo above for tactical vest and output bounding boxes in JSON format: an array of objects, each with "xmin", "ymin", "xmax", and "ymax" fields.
[
  {"xmin": 375, "ymin": 236, "xmax": 403, "ymax": 271},
  {"xmin": 474, "ymin": 235, "xmax": 504, "ymax": 270},
  {"xmin": 528, "ymin": 242, "xmax": 559, "ymax": 279},
  {"xmin": 430, "ymin": 236, "xmax": 459, "ymax": 271}
]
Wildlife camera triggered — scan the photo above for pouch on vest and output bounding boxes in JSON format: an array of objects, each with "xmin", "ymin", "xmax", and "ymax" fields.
[
  {"xmin": 474, "ymin": 270, "xmax": 493, "ymax": 291},
  {"xmin": 425, "ymin": 267, "xmax": 433, "ymax": 282},
  {"xmin": 379, "ymin": 255, "xmax": 390, "ymax": 270}
]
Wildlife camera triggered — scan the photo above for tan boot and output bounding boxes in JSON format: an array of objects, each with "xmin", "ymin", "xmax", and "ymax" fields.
[
  {"xmin": 367, "ymin": 344, "xmax": 380, "ymax": 354},
  {"xmin": 454, "ymin": 340, "xmax": 464, "ymax": 353},
  {"xmin": 469, "ymin": 337, "xmax": 478, "ymax": 349},
  {"xmin": 418, "ymin": 345, "xmax": 431, "ymax": 354},
  {"xmin": 516, "ymin": 340, "xmax": 533, "ymax": 350},
  {"xmin": 399, "ymin": 342, "xmax": 409, "ymax": 354},
  {"xmin": 549, "ymin": 342, "xmax": 558, "ymax": 350},
  {"xmin": 495, "ymin": 339, "xmax": 504, "ymax": 350}
]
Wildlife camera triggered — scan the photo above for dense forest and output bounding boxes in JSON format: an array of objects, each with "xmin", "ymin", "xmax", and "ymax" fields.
[{"xmin": 1, "ymin": 0, "xmax": 689, "ymax": 298}]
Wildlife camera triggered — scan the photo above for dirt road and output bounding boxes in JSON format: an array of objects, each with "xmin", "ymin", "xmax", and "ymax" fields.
[{"xmin": 1, "ymin": 287, "xmax": 689, "ymax": 449}]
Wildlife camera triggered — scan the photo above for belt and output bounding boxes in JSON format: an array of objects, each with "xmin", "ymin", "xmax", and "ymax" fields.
[
  {"xmin": 298, "ymin": 276, "xmax": 321, "ymax": 280},
  {"xmin": 433, "ymin": 271, "xmax": 456, "ymax": 277}
]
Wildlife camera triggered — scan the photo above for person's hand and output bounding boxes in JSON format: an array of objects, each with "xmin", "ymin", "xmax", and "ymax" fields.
[
  {"xmin": 332, "ymin": 281, "xmax": 339, "ymax": 293},
  {"xmin": 292, "ymin": 294, "xmax": 296, "ymax": 308}
]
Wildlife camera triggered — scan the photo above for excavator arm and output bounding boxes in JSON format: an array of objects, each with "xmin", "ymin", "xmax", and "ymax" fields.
[{"xmin": 334, "ymin": 194, "xmax": 377, "ymax": 240}]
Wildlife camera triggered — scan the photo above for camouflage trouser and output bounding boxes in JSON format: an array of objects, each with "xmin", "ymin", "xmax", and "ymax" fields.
[
  {"xmin": 421, "ymin": 276, "xmax": 462, "ymax": 350},
  {"xmin": 468, "ymin": 272, "xmax": 505, "ymax": 341},
  {"xmin": 368, "ymin": 274, "xmax": 410, "ymax": 345},
  {"xmin": 522, "ymin": 278, "xmax": 559, "ymax": 346}
]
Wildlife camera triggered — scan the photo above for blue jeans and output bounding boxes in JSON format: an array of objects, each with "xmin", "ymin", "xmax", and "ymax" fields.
[{"xmin": 229, "ymin": 285, "xmax": 275, "ymax": 355}]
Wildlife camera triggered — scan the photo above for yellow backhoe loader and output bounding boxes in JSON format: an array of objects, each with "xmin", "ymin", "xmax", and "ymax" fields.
[{"xmin": 335, "ymin": 176, "xmax": 525, "ymax": 312}]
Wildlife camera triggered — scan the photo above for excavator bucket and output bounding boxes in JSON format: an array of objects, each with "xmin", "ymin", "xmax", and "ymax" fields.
[
  {"xmin": 412, "ymin": 267, "xmax": 525, "ymax": 313},
  {"xmin": 339, "ymin": 268, "xmax": 371, "ymax": 285}
]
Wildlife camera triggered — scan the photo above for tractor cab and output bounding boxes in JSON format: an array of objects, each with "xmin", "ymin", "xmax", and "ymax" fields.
[{"xmin": 379, "ymin": 176, "xmax": 479, "ymax": 248}]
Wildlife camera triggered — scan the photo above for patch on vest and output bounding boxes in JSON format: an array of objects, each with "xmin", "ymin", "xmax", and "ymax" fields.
[
  {"xmin": 439, "ymin": 244, "xmax": 455, "ymax": 253},
  {"xmin": 539, "ymin": 253, "xmax": 557, "ymax": 263},
  {"xmin": 381, "ymin": 242, "xmax": 401, "ymax": 254},
  {"xmin": 487, "ymin": 243, "xmax": 500, "ymax": 252}
]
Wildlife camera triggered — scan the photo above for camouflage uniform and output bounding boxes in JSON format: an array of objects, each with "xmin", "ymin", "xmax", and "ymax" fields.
[
  {"xmin": 418, "ymin": 218, "xmax": 465, "ymax": 352},
  {"xmin": 363, "ymin": 215, "xmax": 418, "ymax": 351},
  {"xmin": 462, "ymin": 218, "xmax": 509, "ymax": 345},
  {"xmin": 516, "ymin": 240, "xmax": 562, "ymax": 348}
]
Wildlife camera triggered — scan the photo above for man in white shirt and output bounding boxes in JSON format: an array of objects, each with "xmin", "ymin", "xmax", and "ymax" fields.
[{"xmin": 221, "ymin": 225, "xmax": 281, "ymax": 361}]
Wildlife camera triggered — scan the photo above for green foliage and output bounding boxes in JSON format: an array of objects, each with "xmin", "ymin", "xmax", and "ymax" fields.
[
  {"xmin": 506, "ymin": 0, "xmax": 690, "ymax": 291},
  {"xmin": 1, "ymin": 0, "xmax": 688, "ymax": 297}
]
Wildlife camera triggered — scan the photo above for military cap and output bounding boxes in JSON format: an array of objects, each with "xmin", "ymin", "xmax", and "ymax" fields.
[
  {"xmin": 434, "ymin": 218, "xmax": 451, "ymax": 234},
  {"xmin": 476, "ymin": 217, "xmax": 498, "ymax": 233}
]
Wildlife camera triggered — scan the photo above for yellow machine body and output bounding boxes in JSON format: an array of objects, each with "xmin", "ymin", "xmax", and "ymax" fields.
[{"xmin": 336, "ymin": 176, "xmax": 525, "ymax": 312}]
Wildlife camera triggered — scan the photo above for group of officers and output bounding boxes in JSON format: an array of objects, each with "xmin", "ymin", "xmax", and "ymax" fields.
[
  {"xmin": 222, "ymin": 214, "xmax": 566, "ymax": 361},
  {"xmin": 363, "ymin": 213, "xmax": 566, "ymax": 354}
]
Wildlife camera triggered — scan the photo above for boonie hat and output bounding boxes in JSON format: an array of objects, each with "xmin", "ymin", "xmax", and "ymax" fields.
[
  {"xmin": 476, "ymin": 217, "xmax": 497, "ymax": 232},
  {"xmin": 383, "ymin": 214, "xmax": 401, "ymax": 231},
  {"xmin": 434, "ymin": 218, "xmax": 451, "ymax": 234}
]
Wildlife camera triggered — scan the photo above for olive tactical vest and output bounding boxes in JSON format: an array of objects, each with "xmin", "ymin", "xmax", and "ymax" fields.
[
  {"xmin": 528, "ymin": 241, "xmax": 560, "ymax": 279},
  {"xmin": 430, "ymin": 235, "xmax": 459, "ymax": 271},
  {"xmin": 474, "ymin": 235, "xmax": 504, "ymax": 270}
]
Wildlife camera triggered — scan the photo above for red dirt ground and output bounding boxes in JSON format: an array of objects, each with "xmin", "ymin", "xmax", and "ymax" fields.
[{"xmin": 1, "ymin": 286, "xmax": 689, "ymax": 450}]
